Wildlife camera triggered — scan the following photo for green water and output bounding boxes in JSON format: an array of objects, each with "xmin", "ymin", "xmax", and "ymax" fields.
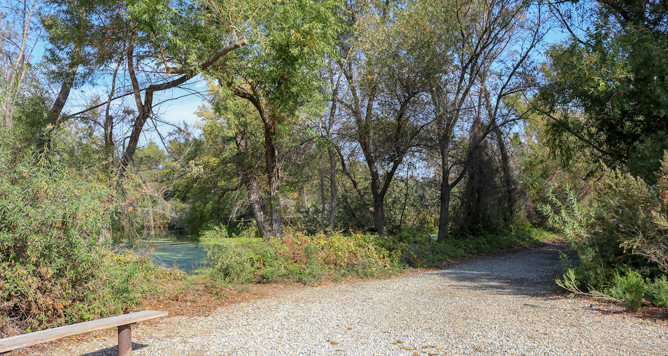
[
  {"xmin": 118, "ymin": 232, "xmax": 264, "ymax": 272},
  {"xmin": 136, "ymin": 241, "xmax": 210, "ymax": 272},
  {"xmin": 118, "ymin": 232, "xmax": 211, "ymax": 272}
]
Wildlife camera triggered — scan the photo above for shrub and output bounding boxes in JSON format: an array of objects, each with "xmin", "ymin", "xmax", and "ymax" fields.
[
  {"xmin": 595, "ymin": 158, "xmax": 668, "ymax": 273},
  {"xmin": 543, "ymin": 157, "xmax": 668, "ymax": 308},
  {"xmin": 0, "ymin": 145, "xmax": 114, "ymax": 333},
  {"xmin": 205, "ymin": 231, "xmax": 404, "ymax": 284},
  {"xmin": 538, "ymin": 186, "xmax": 594, "ymax": 249},
  {"xmin": 646, "ymin": 275, "xmax": 668, "ymax": 308},
  {"xmin": 206, "ymin": 241, "xmax": 269, "ymax": 284},
  {"xmin": 386, "ymin": 226, "xmax": 551, "ymax": 268},
  {"xmin": 204, "ymin": 226, "xmax": 554, "ymax": 285},
  {"xmin": 608, "ymin": 270, "xmax": 646, "ymax": 311}
]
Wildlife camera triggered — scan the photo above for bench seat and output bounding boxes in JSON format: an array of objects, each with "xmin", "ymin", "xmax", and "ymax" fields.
[{"xmin": 0, "ymin": 310, "xmax": 167, "ymax": 355}]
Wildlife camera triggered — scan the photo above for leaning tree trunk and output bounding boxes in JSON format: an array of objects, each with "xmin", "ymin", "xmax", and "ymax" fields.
[
  {"xmin": 104, "ymin": 57, "xmax": 123, "ymax": 162},
  {"xmin": 47, "ymin": 55, "xmax": 79, "ymax": 127},
  {"xmin": 235, "ymin": 125, "xmax": 272, "ymax": 238},
  {"xmin": 42, "ymin": 46, "xmax": 82, "ymax": 148}
]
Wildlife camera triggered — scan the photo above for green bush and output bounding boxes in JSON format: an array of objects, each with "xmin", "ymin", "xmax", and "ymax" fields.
[
  {"xmin": 0, "ymin": 139, "xmax": 177, "ymax": 335},
  {"xmin": 608, "ymin": 270, "xmax": 646, "ymax": 311},
  {"xmin": 0, "ymin": 144, "xmax": 114, "ymax": 333},
  {"xmin": 538, "ymin": 186, "xmax": 594, "ymax": 249},
  {"xmin": 206, "ymin": 241, "xmax": 269, "ymax": 284},
  {"xmin": 204, "ymin": 226, "xmax": 553, "ymax": 284},
  {"xmin": 205, "ymin": 230, "xmax": 403, "ymax": 284},
  {"xmin": 646, "ymin": 275, "xmax": 668, "ymax": 308},
  {"xmin": 595, "ymin": 159, "xmax": 668, "ymax": 273},
  {"xmin": 543, "ymin": 157, "xmax": 668, "ymax": 308},
  {"xmin": 386, "ymin": 226, "xmax": 552, "ymax": 268}
]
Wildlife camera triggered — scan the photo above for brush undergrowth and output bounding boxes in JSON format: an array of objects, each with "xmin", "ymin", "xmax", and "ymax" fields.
[{"xmin": 204, "ymin": 226, "xmax": 555, "ymax": 285}]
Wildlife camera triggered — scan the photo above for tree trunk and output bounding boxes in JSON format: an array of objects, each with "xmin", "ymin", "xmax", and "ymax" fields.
[
  {"xmin": 372, "ymin": 194, "xmax": 388, "ymax": 236},
  {"xmin": 264, "ymin": 122, "xmax": 283, "ymax": 237},
  {"xmin": 42, "ymin": 46, "xmax": 82, "ymax": 147},
  {"xmin": 235, "ymin": 126, "xmax": 272, "ymax": 238},
  {"xmin": 436, "ymin": 139, "xmax": 452, "ymax": 243},
  {"xmin": 437, "ymin": 181, "xmax": 452, "ymax": 243},
  {"xmin": 327, "ymin": 146, "xmax": 338, "ymax": 235},
  {"xmin": 493, "ymin": 122, "xmax": 516, "ymax": 222},
  {"xmin": 398, "ymin": 165, "xmax": 411, "ymax": 232},
  {"xmin": 104, "ymin": 57, "xmax": 123, "ymax": 161},
  {"xmin": 319, "ymin": 155, "xmax": 326, "ymax": 233},
  {"xmin": 47, "ymin": 55, "xmax": 80, "ymax": 127}
]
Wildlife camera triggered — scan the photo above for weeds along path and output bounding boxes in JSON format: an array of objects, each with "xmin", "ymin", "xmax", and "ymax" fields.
[{"xmin": 26, "ymin": 243, "xmax": 668, "ymax": 355}]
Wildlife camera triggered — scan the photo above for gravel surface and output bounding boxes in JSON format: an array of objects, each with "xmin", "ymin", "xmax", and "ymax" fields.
[{"xmin": 24, "ymin": 243, "xmax": 668, "ymax": 355}]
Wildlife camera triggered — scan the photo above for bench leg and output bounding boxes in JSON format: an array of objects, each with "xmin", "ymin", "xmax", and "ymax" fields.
[{"xmin": 118, "ymin": 324, "xmax": 133, "ymax": 356}]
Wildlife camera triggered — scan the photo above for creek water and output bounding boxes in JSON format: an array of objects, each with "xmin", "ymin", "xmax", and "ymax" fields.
[{"xmin": 116, "ymin": 231, "xmax": 210, "ymax": 272}]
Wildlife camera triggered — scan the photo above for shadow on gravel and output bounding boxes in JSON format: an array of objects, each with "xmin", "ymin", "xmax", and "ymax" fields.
[
  {"xmin": 77, "ymin": 342, "xmax": 149, "ymax": 356},
  {"xmin": 434, "ymin": 243, "xmax": 573, "ymax": 298}
]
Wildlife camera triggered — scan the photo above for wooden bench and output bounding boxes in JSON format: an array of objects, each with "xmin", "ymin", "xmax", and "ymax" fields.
[{"xmin": 0, "ymin": 310, "xmax": 167, "ymax": 356}]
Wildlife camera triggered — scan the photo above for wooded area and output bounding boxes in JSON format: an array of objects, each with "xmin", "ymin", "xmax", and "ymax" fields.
[{"xmin": 1, "ymin": 0, "xmax": 667, "ymax": 336}]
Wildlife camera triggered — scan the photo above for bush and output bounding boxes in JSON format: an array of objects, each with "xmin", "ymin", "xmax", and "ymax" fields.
[
  {"xmin": 545, "ymin": 156, "xmax": 668, "ymax": 308},
  {"xmin": 538, "ymin": 186, "xmax": 594, "ymax": 248},
  {"xmin": 205, "ymin": 230, "xmax": 403, "ymax": 284},
  {"xmin": 595, "ymin": 158, "xmax": 668, "ymax": 273},
  {"xmin": 204, "ymin": 226, "xmax": 553, "ymax": 284},
  {"xmin": 646, "ymin": 275, "xmax": 668, "ymax": 308},
  {"xmin": 608, "ymin": 270, "xmax": 646, "ymax": 311},
  {"xmin": 0, "ymin": 140, "xmax": 176, "ymax": 335},
  {"xmin": 386, "ymin": 226, "xmax": 552, "ymax": 268},
  {"xmin": 0, "ymin": 145, "xmax": 114, "ymax": 333},
  {"xmin": 206, "ymin": 240, "xmax": 269, "ymax": 284}
]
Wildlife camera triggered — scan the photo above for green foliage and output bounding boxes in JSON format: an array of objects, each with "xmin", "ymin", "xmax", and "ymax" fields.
[
  {"xmin": 205, "ymin": 238, "xmax": 269, "ymax": 284},
  {"xmin": 538, "ymin": 1, "xmax": 668, "ymax": 181},
  {"xmin": 646, "ymin": 275, "xmax": 668, "ymax": 308},
  {"xmin": 0, "ymin": 136, "xmax": 181, "ymax": 335},
  {"xmin": 595, "ymin": 156, "xmax": 668, "ymax": 272},
  {"xmin": 546, "ymin": 157, "xmax": 668, "ymax": 308},
  {"xmin": 205, "ymin": 230, "xmax": 401, "ymax": 284},
  {"xmin": 222, "ymin": 0, "xmax": 342, "ymax": 115},
  {"xmin": 388, "ymin": 227, "xmax": 554, "ymax": 268},
  {"xmin": 609, "ymin": 270, "xmax": 646, "ymax": 311},
  {"xmin": 514, "ymin": 109, "xmax": 600, "ymax": 224},
  {"xmin": 0, "ymin": 140, "xmax": 112, "ymax": 331},
  {"xmin": 204, "ymin": 226, "xmax": 554, "ymax": 285},
  {"xmin": 538, "ymin": 187, "xmax": 594, "ymax": 248}
]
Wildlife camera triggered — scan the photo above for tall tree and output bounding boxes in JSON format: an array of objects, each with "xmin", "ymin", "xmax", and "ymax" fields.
[
  {"xmin": 407, "ymin": 0, "xmax": 543, "ymax": 241},
  {"xmin": 216, "ymin": 0, "xmax": 342, "ymax": 237},
  {"xmin": 539, "ymin": 0, "xmax": 668, "ymax": 183},
  {"xmin": 335, "ymin": 0, "xmax": 428, "ymax": 236}
]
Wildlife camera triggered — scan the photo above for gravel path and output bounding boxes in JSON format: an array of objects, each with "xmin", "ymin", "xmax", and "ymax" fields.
[{"xmin": 33, "ymin": 244, "xmax": 668, "ymax": 355}]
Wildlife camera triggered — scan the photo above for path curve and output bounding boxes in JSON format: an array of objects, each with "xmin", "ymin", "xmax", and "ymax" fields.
[{"xmin": 35, "ymin": 244, "xmax": 668, "ymax": 355}]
